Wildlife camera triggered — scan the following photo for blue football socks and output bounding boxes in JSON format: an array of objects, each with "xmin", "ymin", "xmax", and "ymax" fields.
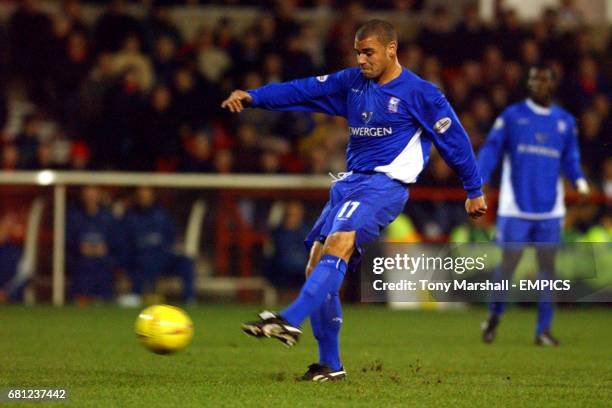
[
  {"xmin": 310, "ymin": 292, "xmax": 343, "ymax": 371},
  {"xmin": 489, "ymin": 265, "xmax": 507, "ymax": 317},
  {"xmin": 281, "ymin": 254, "xmax": 347, "ymax": 328},
  {"xmin": 536, "ymin": 271, "xmax": 554, "ymax": 335}
]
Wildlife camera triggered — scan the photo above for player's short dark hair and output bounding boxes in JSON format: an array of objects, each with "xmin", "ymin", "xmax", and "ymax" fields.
[
  {"xmin": 528, "ymin": 63, "xmax": 556, "ymax": 81},
  {"xmin": 355, "ymin": 19, "xmax": 397, "ymax": 46}
]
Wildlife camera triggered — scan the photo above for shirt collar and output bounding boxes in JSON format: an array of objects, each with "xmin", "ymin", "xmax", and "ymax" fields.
[{"xmin": 525, "ymin": 98, "xmax": 552, "ymax": 115}]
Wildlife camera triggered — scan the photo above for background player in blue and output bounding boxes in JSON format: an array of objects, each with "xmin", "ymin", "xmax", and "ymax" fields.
[
  {"xmin": 478, "ymin": 65, "xmax": 590, "ymax": 346},
  {"xmin": 221, "ymin": 20, "xmax": 487, "ymax": 381}
]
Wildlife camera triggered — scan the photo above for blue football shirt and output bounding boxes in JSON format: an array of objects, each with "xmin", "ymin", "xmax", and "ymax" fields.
[
  {"xmin": 478, "ymin": 99, "xmax": 585, "ymax": 219},
  {"xmin": 248, "ymin": 67, "xmax": 482, "ymax": 198}
]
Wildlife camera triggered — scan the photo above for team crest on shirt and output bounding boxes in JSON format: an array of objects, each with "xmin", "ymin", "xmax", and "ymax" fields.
[
  {"xmin": 387, "ymin": 97, "xmax": 400, "ymax": 113},
  {"xmin": 361, "ymin": 111, "xmax": 374, "ymax": 124},
  {"xmin": 535, "ymin": 132, "xmax": 548, "ymax": 143},
  {"xmin": 557, "ymin": 120, "xmax": 567, "ymax": 133}
]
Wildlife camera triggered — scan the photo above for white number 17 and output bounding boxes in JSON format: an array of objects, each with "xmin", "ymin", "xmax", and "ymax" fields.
[{"xmin": 337, "ymin": 201, "xmax": 361, "ymax": 219}]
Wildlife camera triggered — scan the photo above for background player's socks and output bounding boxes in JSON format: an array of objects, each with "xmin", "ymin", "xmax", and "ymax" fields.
[
  {"xmin": 489, "ymin": 265, "xmax": 508, "ymax": 317},
  {"xmin": 282, "ymin": 255, "xmax": 347, "ymax": 328},
  {"xmin": 536, "ymin": 270, "xmax": 554, "ymax": 335},
  {"xmin": 311, "ymin": 292, "xmax": 343, "ymax": 371}
]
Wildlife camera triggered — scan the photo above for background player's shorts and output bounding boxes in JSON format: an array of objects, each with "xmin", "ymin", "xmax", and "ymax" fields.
[
  {"xmin": 305, "ymin": 172, "xmax": 409, "ymax": 255},
  {"xmin": 496, "ymin": 216, "xmax": 562, "ymax": 247}
]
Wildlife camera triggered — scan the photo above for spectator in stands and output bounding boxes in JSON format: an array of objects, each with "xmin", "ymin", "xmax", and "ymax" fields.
[
  {"xmin": 66, "ymin": 186, "xmax": 121, "ymax": 303},
  {"xmin": 143, "ymin": 85, "xmax": 180, "ymax": 170},
  {"xmin": 454, "ymin": 2, "xmax": 491, "ymax": 62},
  {"xmin": 265, "ymin": 201, "xmax": 309, "ymax": 289},
  {"xmin": 14, "ymin": 114, "xmax": 42, "ymax": 169},
  {"xmin": 60, "ymin": 0, "xmax": 88, "ymax": 36},
  {"xmin": 567, "ymin": 55, "xmax": 608, "ymax": 113},
  {"xmin": 112, "ymin": 33, "xmax": 154, "ymax": 92},
  {"xmin": 100, "ymin": 67, "xmax": 147, "ymax": 169},
  {"xmin": 194, "ymin": 26, "xmax": 231, "ymax": 84},
  {"xmin": 0, "ymin": 213, "xmax": 25, "ymax": 303},
  {"xmin": 578, "ymin": 109, "xmax": 606, "ymax": 180},
  {"xmin": 36, "ymin": 142, "xmax": 54, "ymax": 169},
  {"xmin": 93, "ymin": 0, "xmax": 142, "ymax": 53},
  {"xmin": 272, "ymin": 0, "xmax": 301, "ymax": 51},
  {"xmin": 299, "ymin": 23, "xmax": 325, "ymax": 70},
  {"xmin": 234, "ymin": 123, "xmax": 262, "ymax": 173},
  {"xmin": 8, "ymin": 0, "xmax": 52, "ymax": 105},
  {"xmin": 70, "ymin": 140, "xmax": 90, "ymax": 170},
  {"xmin": 214, "ymin": 149, "xmax": 234, "ymax": 174},
  {"xmin": 282, "ymin": 34, "xmax": 316, "ymax": 80},
  {"xmin": 123, "ymin": 186, "xmax": 195, "ymax": 303},
  {"xmin": 260, "ymin": 150, "xmax": 282, "ymax": 174},
  {"xmin": 181, "ymin": 129, "xmax": 213, "ymax": 173},
  {"xmin": 142, "ymin": 3, "xmax": 183, "ymax": 52},
  {"xmin": 409, "ymin": 154, "xmax": 465, "ymax": 239},
  {"xmin": 261, "ymin": 53, "xmax": 284, "ymax": 83},
  {"xmin": 152, "ymin": 34, "xmax": 180, "ymax": 85},
  {"xmin": 51, "ymin": 31, "xmax": 91, "ymax": 124},
  {"xmin": 417, "ymin": 5, "xmax": 455, "ymax": 66},
  {"xmin": 493, "ymin": 9, "xmax": 527, "ymax": 61},
  {"xmin": 1, "ymin": 144, "xmax": 19, "ymax": 171},
  {"xmin": 171, "ymin": 66, "xmax": 209, "ymax": 128}
]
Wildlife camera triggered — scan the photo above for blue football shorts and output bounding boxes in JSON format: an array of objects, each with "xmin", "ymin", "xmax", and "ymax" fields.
[
  {"xmin": 496, "ymin": 216, "xmax": 562, "ymax": 247},
  {"xmin": 305, "ymin": 172, "xmax": 409, "ymax": 254}
]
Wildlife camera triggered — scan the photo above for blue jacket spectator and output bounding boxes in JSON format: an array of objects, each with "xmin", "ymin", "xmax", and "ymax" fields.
[
  {"xmin": 123, "ymin": 186, "xmax": 194, "ymax": 302},
  {"xmin": 66, "ymin": 186, "xmax": 122, "ymax": 302},
  {"xmin": 265, "ymin": 201, "xmax": 309, "ymax": 288}
]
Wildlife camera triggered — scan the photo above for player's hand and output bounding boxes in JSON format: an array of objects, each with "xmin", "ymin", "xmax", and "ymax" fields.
[
  {"xmin": 576, "ymin": 178, "xmax": 590, "ymax": 197},
  {"xmin": 465, "ymin": 195, "xmax": 487, "ymax": 219},
  {"xmin": 220, "ymin": 90, "xmax": 252, "ymax": 113}
]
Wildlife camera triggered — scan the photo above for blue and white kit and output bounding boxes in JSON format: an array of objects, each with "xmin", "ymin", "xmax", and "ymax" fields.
[
  {"xmin": 249, "ymin": 67, "xmax": 483, "ymax": 252},
  {"xmin": 478, "ymin": 99, "xmax": 585, "ymax": 243},
  {"xmin": 247, "ymin": 66, "xmax": 483, "ymax": 371}
]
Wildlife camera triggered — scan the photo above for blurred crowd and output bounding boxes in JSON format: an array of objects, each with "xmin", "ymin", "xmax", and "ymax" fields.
[{"xmin": 0, "ymin": 0, "xmax": 610, "ymax": 238}]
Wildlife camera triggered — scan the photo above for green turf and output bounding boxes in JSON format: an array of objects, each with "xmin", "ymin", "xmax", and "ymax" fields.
[{"xmin": 1, "ymin": 305, "xmax": 610, "ymax": 407}]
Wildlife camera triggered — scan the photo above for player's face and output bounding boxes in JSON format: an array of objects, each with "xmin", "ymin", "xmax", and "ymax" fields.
[
  {"xmin": 354, "ymin": 37, "xmax": 394, "ymax": 79},
  {"xmin": 527, "ymin": 68, "xmax": 556, "ymax": 103}
]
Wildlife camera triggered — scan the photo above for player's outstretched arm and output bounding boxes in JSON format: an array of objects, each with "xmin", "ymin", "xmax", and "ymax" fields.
[{"xmin": 220, "ymin": 90, "xmax": 253, "ymax": 113}]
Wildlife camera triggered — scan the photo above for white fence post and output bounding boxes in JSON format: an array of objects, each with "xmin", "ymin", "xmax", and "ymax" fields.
[{"xmin": 53, "ymin": 184, "xmax": 66, "ymax": 306}]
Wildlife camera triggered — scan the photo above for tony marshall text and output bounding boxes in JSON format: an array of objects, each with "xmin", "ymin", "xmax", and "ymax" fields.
[{"xmin": 373, "ymin": 280, "xmax": 571, "ymax": 292}]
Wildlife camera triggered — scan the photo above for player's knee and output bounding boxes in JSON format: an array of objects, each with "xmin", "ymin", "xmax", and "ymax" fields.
[
  {"xmin": 305, "ymin": 265, "xmax": 315, "ymax": 278},
  {"xmin": 323, "ymin": 231, "xmax": 355, "ymax": 261}
]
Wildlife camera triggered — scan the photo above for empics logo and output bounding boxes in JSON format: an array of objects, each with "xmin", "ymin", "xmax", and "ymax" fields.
[{"xmin": 433, "ymin": 117, "xmax": 452, "ymax": 134}]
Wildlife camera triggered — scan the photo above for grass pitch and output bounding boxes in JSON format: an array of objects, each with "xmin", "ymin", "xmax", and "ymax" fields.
[{"xmin": 1, "ymin": 305, "xmax": 610, "ymax": 407}]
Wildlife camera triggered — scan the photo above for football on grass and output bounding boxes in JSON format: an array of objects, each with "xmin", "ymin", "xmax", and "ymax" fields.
[{"xmin": 135, "ymin": 305, "xmax": 194, "ymax": 354}]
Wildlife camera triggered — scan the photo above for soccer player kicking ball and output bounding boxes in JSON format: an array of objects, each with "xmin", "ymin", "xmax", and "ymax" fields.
[
  {"xmin": 221, "ymin": 20, "xmax": 487, "ymax": 381},
  {"xmin": 478, "ymin": 65, "xmax": 589, "ymax": 346}
]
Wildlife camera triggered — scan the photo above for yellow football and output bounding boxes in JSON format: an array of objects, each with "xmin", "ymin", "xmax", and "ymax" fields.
[{"xmin": 135, "ymin": 305, "xmax": 194, "ymax": 354}]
